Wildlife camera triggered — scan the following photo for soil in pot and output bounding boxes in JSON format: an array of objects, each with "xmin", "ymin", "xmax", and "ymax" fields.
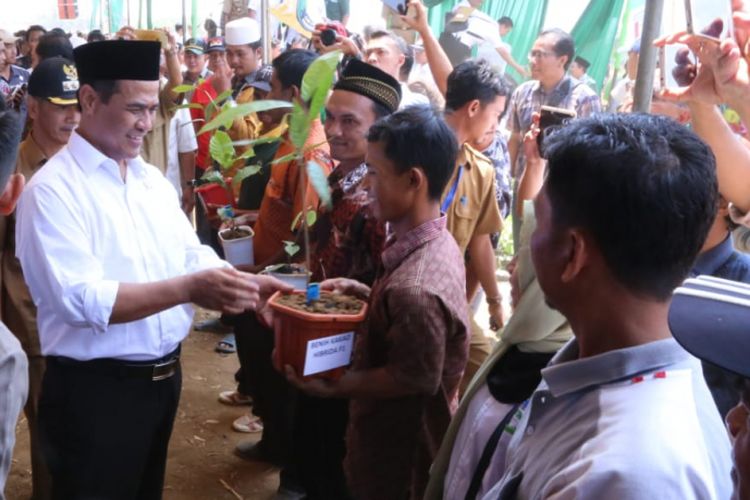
[
  {"xmin": 275, "ymin": 291, "xmax": 365, "ymax": 315},
  {"xmin": 220, "ymin": 227, "xmax": 253, "ymax": 240},
  {"xmin": 272, "ymin": 264, "xmax": 307, "ymax": 274}
]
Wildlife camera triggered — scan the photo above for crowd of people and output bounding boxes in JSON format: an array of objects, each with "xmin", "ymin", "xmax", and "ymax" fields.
[{"xmin": 0, "ymin": 0, "xmax": 749, "ymax": 499}]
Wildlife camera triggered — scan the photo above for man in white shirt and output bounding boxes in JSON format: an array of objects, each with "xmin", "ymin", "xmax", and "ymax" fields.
[
  {"xmin": 364, "ymin": 30, "xmax": 429, "ymax": 108},
  {"xmin": 15, "ymin": 40, "xmax": 290, "ymax": 499},
  {"xmin": 166, "ymin": 106, "xmax": 198, "ymax": 215},
  {"xmin": 474, "ymin": 15, "xmax": 527, "ymax": 79}
]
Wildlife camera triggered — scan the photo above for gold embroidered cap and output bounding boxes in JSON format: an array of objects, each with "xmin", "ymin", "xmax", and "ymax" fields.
[
  {"xmin": 334, "ymin": 59, "xmax": 401, "ymax": 113},
  {"xmin": 28, "ymin": 56, "xmax": 79, "ymax": 106}
]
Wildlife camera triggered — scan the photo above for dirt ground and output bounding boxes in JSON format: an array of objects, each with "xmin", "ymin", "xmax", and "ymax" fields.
[
  {"xmin": 5, "ymin": 273, "xmax": 509, "ymax": 500},
  {"xmin": 6, "ymin": 309, "xmax": 280, "ymax": 500}
]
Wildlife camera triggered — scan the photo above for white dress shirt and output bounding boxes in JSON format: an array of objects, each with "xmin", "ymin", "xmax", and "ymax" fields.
[
  {"xmin": 166, "ymin": 106, "xmax": 198, "ymax": 198},
  {"xmin": 16, "ymin": 132, "xmax": 226, "ymax": 361},
  {"xmin": 0, "ymin": 323, "xmax": 27, "ymax": 499}
]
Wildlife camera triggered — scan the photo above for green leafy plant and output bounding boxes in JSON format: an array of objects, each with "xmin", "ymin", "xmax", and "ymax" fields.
[{"xmin": 192, "ymin": 51, "xmax": 342, "ymax": 292}]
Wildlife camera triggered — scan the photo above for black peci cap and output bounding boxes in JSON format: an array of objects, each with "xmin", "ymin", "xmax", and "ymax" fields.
[
  {"xmin": 28, "ymin": 56, "xmax": 79, "ymax": 105},
  {"xmin": 74, "ymin": 40, "xmax": 161, "ymax": 85},
  {"xmin": 334, "ymin": 59, "xmax": 401, "ymax": 113}
]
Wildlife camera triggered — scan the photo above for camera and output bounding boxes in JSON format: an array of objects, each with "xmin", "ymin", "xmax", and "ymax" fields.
[{"xmin": 320, "ymin": 28, "xmax": 338, "ymax": 47}]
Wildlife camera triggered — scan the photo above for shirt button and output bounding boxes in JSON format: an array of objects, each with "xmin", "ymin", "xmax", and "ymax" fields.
[
  {"xmin": 539, "ymin": 395, "xmax": 547, "ymax": 405},
  {"xmin": 526, "ymin": 425, "xmax": 535, "ymax": 436}
]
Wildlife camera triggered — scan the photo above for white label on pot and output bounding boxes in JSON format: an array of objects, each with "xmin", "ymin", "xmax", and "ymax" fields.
[{"xmin": 303, "ymin": 331, "xmax": 355, "ymax": 376}]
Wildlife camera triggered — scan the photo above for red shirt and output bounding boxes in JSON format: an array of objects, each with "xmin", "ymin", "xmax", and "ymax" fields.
[{"xmin": 190, "ymin": 78, "xmax": 218, "ymax": 170}]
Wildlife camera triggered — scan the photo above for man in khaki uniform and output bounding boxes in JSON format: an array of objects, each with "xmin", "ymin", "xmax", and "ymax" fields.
[
  {"xmin": 2, "ymin": 56, "xmax": 80, "ymax": 500},
  {"xmin": 442, "ymin": 60, "xmax": 506, "ymax": 393}
]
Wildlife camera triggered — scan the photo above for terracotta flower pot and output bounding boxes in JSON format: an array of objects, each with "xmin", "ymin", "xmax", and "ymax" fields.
[
  {"xmin": 219, "ymin": 225, "xmax": 254, "ymax": 267},
  {"xmin": 268, "ymin": 291, "xmax": 368, "ymax": 380}
]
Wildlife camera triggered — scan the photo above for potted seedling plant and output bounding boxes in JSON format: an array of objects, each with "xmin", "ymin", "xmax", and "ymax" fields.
[
  {"xmin": 172, "ymin": 82, "xmax": 292, "ymax": 215},
  {"xmin": 216, "ymin": 204, "xmax": 255, "ymax": 267},
  {"xmin": 205, "ymin": 51, "xmax": 368, "ymax": 380}
]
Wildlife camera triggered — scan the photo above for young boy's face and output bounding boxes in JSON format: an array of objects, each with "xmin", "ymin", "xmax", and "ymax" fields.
[
  {"xmin": 727, "ymin": 380, "xmax": 750, "ymax": 500},
  {"xmin": 364, "ymin": 140, "xmax": 413, "ymax": 223}
]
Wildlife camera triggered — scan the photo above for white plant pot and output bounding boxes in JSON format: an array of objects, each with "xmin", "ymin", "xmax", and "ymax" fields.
[
  {"xmin": 219, "ymin": 225, "xmax": 255, "ymax": 267},
  {"xmin": 263, "ymin": 264, "xmax": 310, "ymax": 290}
]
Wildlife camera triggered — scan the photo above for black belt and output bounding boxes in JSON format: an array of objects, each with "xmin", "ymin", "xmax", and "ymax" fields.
[{"xmin": 48, "ymin": 347, "xmax": 181, "ymax": 381}]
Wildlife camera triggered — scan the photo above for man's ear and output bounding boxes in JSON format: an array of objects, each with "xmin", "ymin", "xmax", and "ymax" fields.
[
  {"xmin": 26, "ymin": 95, "xmax": 39, "ymax": 122},
  {"xmin": 560, "ymin": 228, "xmax": 588, "ymax": 283},
  {"xmin": 289, "ymin": 84, "xmax": 300, "ymax": 101},
  {"xmin": 466, "ymin": 99, "xmax": 481, "ymax": 118},
  {"xmin": 408, "ymin": 166, "xmax": 424, "ymax": 190},
  {"xmin": 78, "ymin": 85, "xmax": 98, "ymax": 115},
  {"xmin": 0, "ymin": 173, "xmax": 25, "ymax": 215}
]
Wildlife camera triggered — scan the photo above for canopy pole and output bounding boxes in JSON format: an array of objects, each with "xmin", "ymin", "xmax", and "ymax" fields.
[
  {"xmin": 261, "ymin": 0, "xmax": 272, "ymax": 65},
  {"xmin": 632, "ymin": 0, "xmax": 664, "ymax": 112}
]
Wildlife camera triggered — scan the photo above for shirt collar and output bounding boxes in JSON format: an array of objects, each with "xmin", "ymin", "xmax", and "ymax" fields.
[
  {"xmin": 381, "ymin": 216, "xmax": 447, "ymax": 272},
  {"xmin": 68, "ymin": 131, "xmax": 148, "ymax": 179},
  {"xmin": 693, "ymin": 235, "xmax": 735, "ymax": 276},
  {"xmin": 541, "ymin": 337, "xmax": 692, "ymax": 398},
  {"xmin": 20, "ymin": 133, "xmax": 49, "ymax": 171},
  {"xmin": 533, "ymin": 75, "xmax": 568, "ymax": 98}
]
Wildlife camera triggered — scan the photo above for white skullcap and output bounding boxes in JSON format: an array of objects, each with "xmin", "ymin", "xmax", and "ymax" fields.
[{"xmin": 225, "ymin": 17, "xmax": 261, "ymax": 46}]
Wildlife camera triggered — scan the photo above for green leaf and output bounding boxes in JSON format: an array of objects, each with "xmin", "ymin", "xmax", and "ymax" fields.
[
  {"xmin": 283, "ymin": 240, "xmax": 300, "ymax": 258},
  {"xmin": 198, "ymin": 100, "xmax": 293, "ymax": 135},
  {"xmin": 172, "ymin": 83, "xmax": 197, "ymax": 94},
  {"xmin": 306, "ymin": 209, "xmax": 317, "ymax": 227},
  {"xmin": 270, "ymin": 152, "xmax": 299, "ymax": 165},
  {"xmin": 301, "ymin": 51, "xmax": 341, "ymax": 102},
  {"xmin": 237, "ymin": 148, "xmax": 257, "ymax": 161},
  {"xmin": 307, "ymin": 161, "xmax": 331, "ymax": 209},
  {"xmin": 200, "ymin": 169, "xmax": 226, "ymax": 188},
  {"xmin": 173, "ymin": 102, "xmax": 205, "ymax": 110},
  {"xmin": 232, "ymin": 136, "xmax": 282, "ymax": 148},
  {"xmin": 209, "ymin": 131, "xmax": 235, "ymax": 170},
  {"xmin": 214, "ymin": 89, "xmax": 233, "ymax": 104},
  {"xmin": 231, "ymin": 165, "xmax": 262, "ymax": 189},
  {"xmin": 290, "ymin": 101, "xmax": 309, "ymax": 150}
]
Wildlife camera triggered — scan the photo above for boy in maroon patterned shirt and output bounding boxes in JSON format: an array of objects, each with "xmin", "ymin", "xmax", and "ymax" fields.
[{"xmin": 287, "ymin": 106, "xmax": 470, "ymax": 499}]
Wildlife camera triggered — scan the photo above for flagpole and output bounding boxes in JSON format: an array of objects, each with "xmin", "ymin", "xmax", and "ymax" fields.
[{"xmin": 632, "ymin": 0, "xmax": 663, "ymax": 112}]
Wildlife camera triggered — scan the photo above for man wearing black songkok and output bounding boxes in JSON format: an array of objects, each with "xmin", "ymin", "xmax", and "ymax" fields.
[
  {"xmin": 15, "ymin": 40, "xmax": 290, "ymax": 499},
  {"xmin": 278, "ymin": 59, "xmax": 401, "ymax": 500}
]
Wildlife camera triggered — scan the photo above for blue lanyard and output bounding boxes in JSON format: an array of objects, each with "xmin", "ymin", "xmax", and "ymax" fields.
[{"xmin": 441, "ymin": 165, "xmax": 463, "ymax": 213}]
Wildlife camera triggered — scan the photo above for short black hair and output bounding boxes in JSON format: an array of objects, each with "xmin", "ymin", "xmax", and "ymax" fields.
[
  {"xmin": 36, "ymin": 32, "xmax": 74, "ymax": 62},
  {"xmin": 540, "ymin": 28, "xmax": 575, "ymax": 71},
  {"xmin": 77, "ymin": 80, "xmax": 120, "ymax": 111},
  {"xmin": 0, "ymin": 106, "xmax": 23, "ymax": 193},
  {"xmin": 367, "ymin": 105, "xmax": 458, "ymax": 200},
  {"xmin": 371, "ymin": 100, "xmax": 392, "ymax": 120},
  {"xmin": 272, "ymin": 49, "xmax": 317, "ymax": 90},
  {"xmin": 175, "ymin": 23, "xmax": 183, "ymax": 32},
  {"xmin": 87, "ymin": 30, "xmax": 106, "ymax": 43},
  {"xmin": 25, "ymin": 25, "xmax": 46, "ymax": 42},
  {"xmin": 445, "ymin": 59, "xmax": 506, "ymax": 112},
  {"xmin": 249, "ymin": 40, "xmax": 263, "ymax": 51},
  {"xmin": 498, "ymin": 16, "xmax": 513, "ymax": 27},
  {"xmin": 543, "ymin": 113, "xmax": 718, "ymax": 300},
  {"xmin": 369, "ymin": 30, "xmax": 409, "ymax": 80}
]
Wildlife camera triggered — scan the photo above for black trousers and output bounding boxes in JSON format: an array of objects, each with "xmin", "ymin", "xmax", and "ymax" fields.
[
  {"xmin": 293, "ymin": 394, "xmax": 351, "ymax": 500},
  {"xmin": 39, "ymin": 357, "xmax": 182, "ymax": 500},
  {"xmin": 233, "ymin": 312, "xmax": 297, "ymax": 465}
]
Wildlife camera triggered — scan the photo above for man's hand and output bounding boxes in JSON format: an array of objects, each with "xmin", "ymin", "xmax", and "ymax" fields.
[
  {"xmin": 187, "ymin": 268, "xmax": 292, "ymax": 314},
  {"xmin": 181, "ymin": 186, "xmax": 195, "ymax": 215},
  {"xmin": 284, "ymin": 365, "xmax": 345, "ymax": 398},
  {"xmin": 400, "ymin": 0, "xmax": 430, "ymax": 36},
  {"xmin": 488, "ymin": 302, "xmax": 505, "ymax": 331},
  {"xmin": 211, "ymin": 56, "xmax": 233, "ymax": 96},
  {"xmin": 522, "ymin": 112, "xmax": 543, "ymax": 164},
  {"xmin": 320, "ymin": 278, "xmax": 371, "ymax": 300},
  {"xmin": 311, "ymin": 28, "xmax": 360, "ymax": 57}
]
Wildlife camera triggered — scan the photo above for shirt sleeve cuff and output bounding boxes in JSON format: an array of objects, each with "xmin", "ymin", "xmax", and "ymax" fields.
[
  {"xmin": 729, "ymin": 203, "xmax": 750, "ymax": 228},
  {"xmin": 84, "ymin": 280, "xmax": 119, "ymax": 334}
]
